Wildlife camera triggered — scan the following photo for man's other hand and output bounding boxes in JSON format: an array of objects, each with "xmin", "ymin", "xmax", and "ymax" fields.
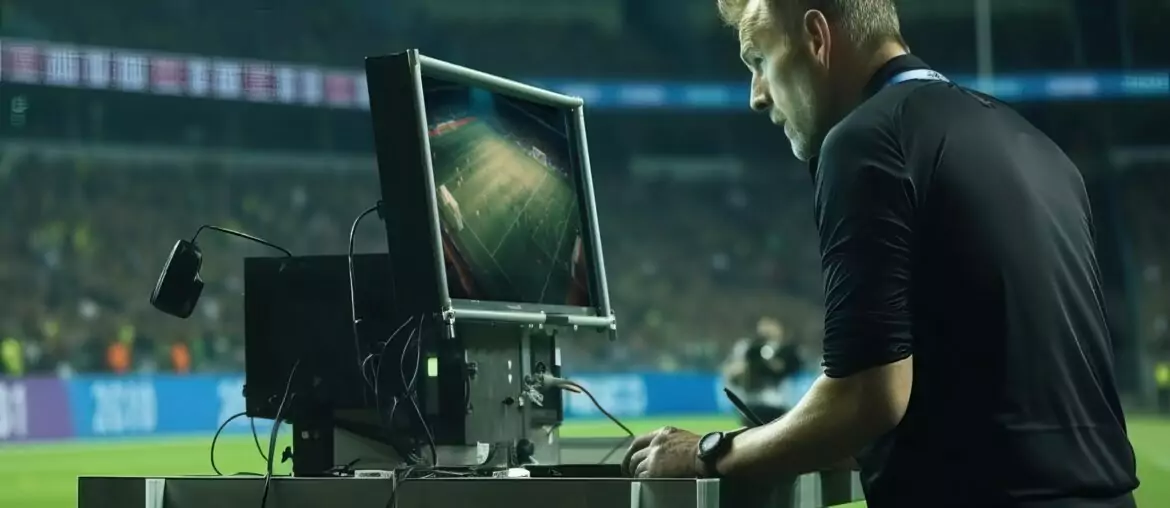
[{"xmin": 621, "ymin": 426, "xmax": 702, "ymax": 478}]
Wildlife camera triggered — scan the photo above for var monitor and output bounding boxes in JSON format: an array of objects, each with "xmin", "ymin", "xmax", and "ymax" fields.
[{"xmin": 365, "ymin": 50, "xmax": 615, "ymax": 331}]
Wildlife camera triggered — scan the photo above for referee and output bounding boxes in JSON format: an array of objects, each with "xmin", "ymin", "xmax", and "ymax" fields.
[{"xmin": 622, "ymin": 1, "xmax": 1140, "ymax": 506}]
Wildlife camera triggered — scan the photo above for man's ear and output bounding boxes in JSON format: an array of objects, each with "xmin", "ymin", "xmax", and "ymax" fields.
[{"xmin": 803, "ymin": 9, "xmax": 832, "ymax": 68}]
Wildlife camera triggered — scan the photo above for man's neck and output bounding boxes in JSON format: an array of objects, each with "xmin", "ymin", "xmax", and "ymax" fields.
[
  {"xmin": 864, "ymin": 41, "xmax": 911, "ymax": 78},
  {"xmin": 836, "ymin": 41, "xmax": 909, "ymax": 110}
]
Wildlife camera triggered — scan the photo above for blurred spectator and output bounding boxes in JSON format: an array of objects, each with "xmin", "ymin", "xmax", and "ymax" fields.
[
  {"xmin": 1156, "ymin": 319, "xmax": 1170, "ymax": 414},
  {"xmin": 1, "ymin": 337, "xmax": 24, "ymax": 376},
  {"xmin": 171, "ymin": 341, "xmax": 192, "ymax": 374},
  {"xmin": 721, "ymin": 317, "xmax": 805, "ymax": 425},
  {"xmin": 106, "ymin": 340, "xmax": 130, "ymax": 374}
]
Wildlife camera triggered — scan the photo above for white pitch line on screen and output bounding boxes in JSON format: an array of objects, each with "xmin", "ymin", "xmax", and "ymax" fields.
[
  {"xmin": 492, "ymin": 167, "xmax": 548, "ymax": 256},
  {"xmin": 527, "ymin": 220, "xmax": 556, "ymax": 266},
  {"xmin": 537, "ymin": 197, "xmax": 574, "ymax": 302},
  {"xmin": 463, "ymin": 215, "xmax": 518, "ymax": 293},
  {"xmin": 527, "ymin": 184, "xmax": 562, "ymax": 261}
]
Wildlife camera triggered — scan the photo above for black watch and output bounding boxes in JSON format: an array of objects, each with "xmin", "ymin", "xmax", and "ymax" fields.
[{"xmin": 696, "ymin": 429, "xmax": 742, "ymax": 478}]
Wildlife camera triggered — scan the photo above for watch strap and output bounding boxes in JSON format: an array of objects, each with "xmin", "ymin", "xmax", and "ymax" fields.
[{"xmin": 696, "ymin": 427, "xmax": 748, "ymax": 478}]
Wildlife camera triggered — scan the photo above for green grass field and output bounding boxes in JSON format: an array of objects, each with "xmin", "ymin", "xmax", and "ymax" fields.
[
  {"xmin": 431, "ymin": 119, "xmax": 580, "ymax": 304},
  {"xmin": 2, "ymin": 415, "xmax": 1167, "ymax": 508}
]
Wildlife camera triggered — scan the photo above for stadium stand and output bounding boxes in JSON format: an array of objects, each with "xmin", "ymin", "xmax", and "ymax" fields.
[
  {"xmin": 0, "ymin": 148, "xmax": 831, "ymax": 375},
  {"xmin": 1, "ymin": 0, "xmax": 1110, "ymax": 78}
]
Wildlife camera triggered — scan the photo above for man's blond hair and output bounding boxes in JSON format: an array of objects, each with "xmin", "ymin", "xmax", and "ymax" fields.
[{"xmin": 717, "ymin": 0, "xmax": 903, "ymax": 49}]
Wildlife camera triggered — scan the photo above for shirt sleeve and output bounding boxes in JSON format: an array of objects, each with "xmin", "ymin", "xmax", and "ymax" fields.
[{"xmin": 814, "ymin": 120, "xmax": 916, "ymax": 379}]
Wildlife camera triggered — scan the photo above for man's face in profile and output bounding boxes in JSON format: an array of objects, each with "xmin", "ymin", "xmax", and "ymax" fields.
[{"xmin": 738, "ymin": 0, "xmax": 830, "ymax": 162}]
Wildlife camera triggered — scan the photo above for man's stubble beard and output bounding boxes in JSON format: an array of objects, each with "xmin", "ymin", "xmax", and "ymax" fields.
[
  {"xmin": 786, "ymin": 80, "xmax": 826, "ymax": 162},
  {"xmin": 784, "ymin": 61, "xmax": 835, "ymax": 163}
]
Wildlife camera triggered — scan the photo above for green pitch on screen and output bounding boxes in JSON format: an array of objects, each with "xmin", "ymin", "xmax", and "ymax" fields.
[
  {"xmin": 431, "ymin": 119, "xmax": 581, "ymax": 304},
  {"xmin": 1, "ymin": 416, "xmax": 1167, "ymax": 508}
]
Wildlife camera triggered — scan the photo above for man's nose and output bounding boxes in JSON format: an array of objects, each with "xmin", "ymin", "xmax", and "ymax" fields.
[
  {"xmin": 750, "ymin": 94, "xmax": 771, "ymax": 113},
  {"xmin": 749, "ymin": 79, "xmax": 771, "ymax": 113}
]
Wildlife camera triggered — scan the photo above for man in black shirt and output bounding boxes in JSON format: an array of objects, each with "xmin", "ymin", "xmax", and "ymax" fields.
[{"xmin": 622, "ymin": 0, "xmax": 1139, "ymax": 506}]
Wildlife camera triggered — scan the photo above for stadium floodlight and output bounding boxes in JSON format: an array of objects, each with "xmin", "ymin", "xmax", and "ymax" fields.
[{"xmin": 365, "ymin": 50, "xmax": 616, "ymax": 338}]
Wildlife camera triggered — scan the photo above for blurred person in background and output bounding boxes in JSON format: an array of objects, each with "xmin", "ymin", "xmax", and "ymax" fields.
[
  {"xmin": 105, "ymin": 338, "xmax": 130, "ymax": 375},
  {"xmin": 1155, "ymin": 321, "xmax": 1170, "ymax": 414},
  {"xmin": 170, "ymin": 341, "xmax": 191, "ymax": 374},
  {"xmin": 1, "ymin": 336, "xmax": 24, "ymax": 376},
  {"xmin": 722, "ymin": 317, "xmax": 804, "ymax": 425},
  {"xmin": 1157, "ymin": 362, "xmax": 1170, "ymax": 414},
  {"xmin": 623, "ymin": 1, "xmax": 1138, "ymax": 507}
]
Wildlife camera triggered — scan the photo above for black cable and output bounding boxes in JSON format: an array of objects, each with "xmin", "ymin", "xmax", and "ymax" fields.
[
  {"xmin": 348, "ymin": 202, "xmax": 425, "ymax": 465},
  {"xmin": 373, "ymin": 317, "xmax": 419, "ymax": 464},
  {"xmin": 210, "ymin": 412, "xmax": 269, "ymax": 475},
  {"xmin": 401, "ymin": 318, "xmax": 424, "ymax": 394},
  {"xmin": 344, "ymin": 201, "xmax": 432, "ymax": 466},
  {"xmin": 388, "ymin": 325, "xmax": 426, "ymax": 464},
  {"xmin": 400, "ymin": 317, "xmax": 437, "ymax": 465},
  {"xmin": 563, "ymin": 381, "xmax": 635, "ymax": 464},
  {"xmin": 250, "ymin": 418, "xmax": 269, "ymax": 463},
  {"xmin": 372, "ymin": 317, "xmax": 416, "ymax": 394},
  {"xmin": 565, "ymin": 381, "xmax": 634, "ymax": 437},
  {"xmin": 384, "ymin": 466, "xmax": 417, "ymax": 508},
  {"xmin": 211, "ymin": 411, "xmax": 247, "ymax": 475},
  {"xmin": 348, "ymin": 204, "xmax": 382, "ymax": 385},
  {"xmin": 191, "ymin": 225, "xmax": 292, "ymax": 257},
  {"xmin": 600, "ymin": 436, "xmax": 635, "ymax": 465},
  {"xmin": 260, "ymin": 360, "xmax": 300, "ymax": 508},
  {"xmin": 385, "ymin": 326, "xmax": 417, "ymax": 428}
]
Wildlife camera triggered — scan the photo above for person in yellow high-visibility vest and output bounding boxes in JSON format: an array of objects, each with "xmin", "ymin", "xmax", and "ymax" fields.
[
  {"xmin": 1156, "ymin": 361, "xmax": 1170, "ymax": 414},
  {"xmin": 1, "ymin": 337, "xmax": 23, "ymax": 376}
]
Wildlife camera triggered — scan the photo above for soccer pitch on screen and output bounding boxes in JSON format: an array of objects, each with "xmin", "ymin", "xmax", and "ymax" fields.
[
  {"xmin": 2, "ymin": 416, "xmax": 1168, "ymax": 508},
  {"xmin": 430, "ymin": 118, "xmax": 583, "ymax": 305}
]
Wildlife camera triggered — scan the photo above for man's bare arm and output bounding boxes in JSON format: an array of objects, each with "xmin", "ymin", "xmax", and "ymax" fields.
[{"xmin": 714, "ymin": 357, "xmax": 912, "ymax": 478}]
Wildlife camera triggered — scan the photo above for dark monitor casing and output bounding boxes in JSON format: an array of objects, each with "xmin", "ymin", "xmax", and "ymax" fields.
[
  {"xmin": 364, "ymin": 50, "xmax": 616, "ymax": 334},
  {"xmin": 243, "ymin": 254, "xmax": 565, "ymax": 460}
]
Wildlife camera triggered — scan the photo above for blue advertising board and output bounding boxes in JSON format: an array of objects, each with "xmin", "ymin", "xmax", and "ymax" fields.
[
  {"xmin": 63, "ymin": 374, "xmax": 249, "ymax": 439},
  {"xmin": 2, "ymin": 36, "xmax": 1167, "ymax": 112},
  {"xmin": 563, "ymin": 370, "xmax": 817, "ymax": 419}
]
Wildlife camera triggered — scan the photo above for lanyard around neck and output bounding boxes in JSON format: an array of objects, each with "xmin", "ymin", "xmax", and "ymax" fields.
[{"xmin": 885, "ymin": 69, "xmax": 950, "ymax": 89}]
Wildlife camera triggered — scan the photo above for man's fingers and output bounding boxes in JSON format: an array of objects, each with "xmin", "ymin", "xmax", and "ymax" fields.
[
  {"xmin": 625, "ymin": 447, "xmax": 652, "ymax": 477},
  {"xmin": 621, "ymin": 433, "xmax": 656, "ymax": 475},
  {"xmin": 651, "ymin": 427, "xmax": 677, "ymax": 443},
  {"xmin": 634, "ymin": 451, "xmax": 654, "ymax": 478}
]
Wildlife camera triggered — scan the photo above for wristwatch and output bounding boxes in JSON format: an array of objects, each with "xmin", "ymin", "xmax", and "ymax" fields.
[{"xmin": 696, "ymin": 428, "xmax": 745, "ymax": 478}]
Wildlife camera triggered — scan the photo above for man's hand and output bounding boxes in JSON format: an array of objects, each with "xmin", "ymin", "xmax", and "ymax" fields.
[{"xmin": 621, "ymin": 426, "xmax": 703, "ymax": 478}]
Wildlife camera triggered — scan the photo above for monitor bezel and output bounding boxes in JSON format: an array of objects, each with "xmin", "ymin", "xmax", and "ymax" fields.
[{"xmin": 365, "ymin": 50, "xmax": 615, "ymax": 331}]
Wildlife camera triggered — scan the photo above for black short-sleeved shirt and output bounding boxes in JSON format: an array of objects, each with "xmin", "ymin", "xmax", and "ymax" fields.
[{"xmin": 812, "ymin": 55, "xmax": 1139, "ymax": 508}]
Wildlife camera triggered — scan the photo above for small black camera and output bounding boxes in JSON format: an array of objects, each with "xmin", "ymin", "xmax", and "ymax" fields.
[{"xmin": 149, "ymin": 239, "xmax": 205, "ymax": 319}]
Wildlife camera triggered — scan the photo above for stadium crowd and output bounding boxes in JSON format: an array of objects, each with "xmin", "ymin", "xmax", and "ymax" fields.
[{"xmin": 0, "ymin": 150, "xmax": 828, "ymax": 376}]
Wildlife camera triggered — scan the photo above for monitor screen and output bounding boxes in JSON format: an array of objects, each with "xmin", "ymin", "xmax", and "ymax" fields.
[{"xmin": 423, "ymin": 78, "xmax": 592, "ymax": 308}]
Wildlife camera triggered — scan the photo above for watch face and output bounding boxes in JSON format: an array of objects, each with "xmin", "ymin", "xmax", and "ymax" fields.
[{"xmin": 699, "ymin": 432, "xmax": 723, "ymax": 456}]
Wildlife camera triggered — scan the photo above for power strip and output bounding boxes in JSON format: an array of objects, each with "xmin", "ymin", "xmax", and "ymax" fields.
[{"xmin": 354, "ymin": 470, "xmax": 396, "ymax": 479}]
